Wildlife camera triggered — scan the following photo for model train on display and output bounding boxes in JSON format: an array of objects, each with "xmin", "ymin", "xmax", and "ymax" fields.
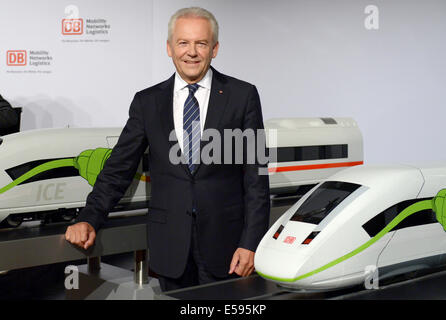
[
  {"xmin": 255, "ymin": 163, "xmax": 446, "ymax": 291},
  {"xmin": 0, "ymin": 117, "xmax": 363, "ymax": 228},
  {"xmin": 0, "ymin": 127, "xmax": 150, "ymax": 227}
]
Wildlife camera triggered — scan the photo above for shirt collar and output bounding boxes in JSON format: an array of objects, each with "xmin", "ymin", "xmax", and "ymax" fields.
[{"xmin": 174, "ymin": 68, "xmax": 213, "ymax": 93}]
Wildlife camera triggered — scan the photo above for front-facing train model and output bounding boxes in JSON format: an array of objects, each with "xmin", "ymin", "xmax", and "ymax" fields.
[{"xmin": 255, "ymin": 163, "xmax": 446, "ymax": 291}]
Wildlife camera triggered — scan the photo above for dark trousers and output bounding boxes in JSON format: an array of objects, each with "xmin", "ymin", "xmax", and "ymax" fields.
[{"xmin": 158, "ymin": 214, "xmax": 238, "ymax": 292}]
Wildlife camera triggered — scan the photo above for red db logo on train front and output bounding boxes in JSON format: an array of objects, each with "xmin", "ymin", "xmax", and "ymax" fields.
[
  {"xmin": 283, "ymin": 236, "xmax": 296, "ymax": 244},
  {"xmin": 7, "ymin": 50, "xmax": 27, "ymax": 66},
  {"xmin": 62, "ymin": 19, "xmax": 83, "ymax": 35}
]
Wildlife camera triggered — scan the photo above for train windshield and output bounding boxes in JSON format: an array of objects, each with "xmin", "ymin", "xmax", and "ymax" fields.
[{"xmin": 290, "ymin": 181, "xmax": 361, "ymax": 225}]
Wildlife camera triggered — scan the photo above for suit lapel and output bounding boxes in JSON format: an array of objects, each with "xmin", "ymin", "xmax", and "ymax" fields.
[
  {"xmin": 157, "ymin": 74, "xmax": 175, "ymax": 147},
  {"xmin": 202, "ymin": 67, "xmax": 229, "ymax": 134},
  {"xmin": 194, "ymin": 67, "xmax": 230, "ymax": 175}
]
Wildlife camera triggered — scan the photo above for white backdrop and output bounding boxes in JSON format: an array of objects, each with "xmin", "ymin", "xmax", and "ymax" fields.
[
  {"xmin": 0, "ymin": 0, "xmax": 152, "ymax": 128},
  {"xmin": 1, "ymin": 0, "xmax": 445, "ymax": 164}
]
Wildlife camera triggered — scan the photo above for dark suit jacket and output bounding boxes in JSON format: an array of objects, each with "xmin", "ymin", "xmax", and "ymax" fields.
[{"xmin": 76, "ymin": 67, "xmax": 270, "ymax": 278}]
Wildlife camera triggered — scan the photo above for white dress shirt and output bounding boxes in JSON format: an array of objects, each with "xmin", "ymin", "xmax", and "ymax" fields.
[{"xmin": 173, "ymin": 68, "xmax": 213, "ymax": 153}]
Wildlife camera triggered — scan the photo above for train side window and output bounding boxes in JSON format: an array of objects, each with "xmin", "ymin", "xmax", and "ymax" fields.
[
  {"xmin": 393, "ymin": 209, "xmax": 437, "ymax": 231},
  {"xmin": 272, "ymin": 144, "xmax": 348, "ymax": 163},
  {"xmin": 290, "ymin": 181, "xmax": 361, "ymax": 225},
  {"xmin": 298, "ymin": 145, "xmax": 319, "ymax": 161},
  {"xmin": 276, "ymin": 147, "xmax": 294, "ymax": 162},
  {"xmin": 326, "ymin": 144, "xmax": 348, "ymax": 159},
  {"xmin": 362, "ymin": 199, "xmax": 435, "ymax": 237},
  {"xmin": 6, "ymin": 158, "xmax": 79, "ymax": 185}
]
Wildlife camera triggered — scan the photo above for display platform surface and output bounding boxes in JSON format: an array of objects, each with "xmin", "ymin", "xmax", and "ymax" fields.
[
  {"xmin": 66, "ymin": 262, "xmax": 162, "ymax": 300},
  {"xmin": 0, "ymin": 211, "xmax": 147, "ymax": 271},
  {"xmin": 159, "ymin": 267, "xmax": 446, "ymax": 300},
  {"xmin": 160, "ymin": 273, "xmax": 349, "ymax": 300},
  {"xmin": 65, "ymin": 260, "xmax": 446, "ymax": 300},
  {"xmin": 333, "ymin": 268, "xmax": 446, "ymax": 300}
]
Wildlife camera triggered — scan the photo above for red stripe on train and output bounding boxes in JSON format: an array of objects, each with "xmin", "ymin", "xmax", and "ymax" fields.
[{"xmin": 268, "ymin": 161, "xmax": 364, "ymax": 173}]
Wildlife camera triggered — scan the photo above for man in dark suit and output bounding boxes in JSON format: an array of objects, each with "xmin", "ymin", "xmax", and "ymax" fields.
[{"xmin": 65, "ymin": 7, "xmax": 270, "ymax": 291}]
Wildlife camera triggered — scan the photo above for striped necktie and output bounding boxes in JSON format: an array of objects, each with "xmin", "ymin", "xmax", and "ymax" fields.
[{"xmin": 183, "ymin": 83, "xmax": 200, "ymax": 173}]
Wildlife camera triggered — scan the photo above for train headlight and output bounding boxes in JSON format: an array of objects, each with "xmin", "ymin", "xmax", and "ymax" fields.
[
  {"xmin": 272, "ymin": 225, "xmax": 284, "ymax": 239},
  {"xmin": 301, "ymin": 231, "xmax": 320, "ymax": 245}
]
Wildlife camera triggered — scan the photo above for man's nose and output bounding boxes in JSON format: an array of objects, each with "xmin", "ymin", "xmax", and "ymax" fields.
[{"xmin": 187, "ymin": 45, "xmax": 198, "ymax": 56}]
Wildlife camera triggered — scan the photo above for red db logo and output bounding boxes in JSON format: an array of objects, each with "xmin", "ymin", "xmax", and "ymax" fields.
[
  {"xmin": 283, "ymin": 236, "xmax": 296, "ymax": 244},
  {"xmin": 7, "ymin": 50, "xmax": 27, "ymax": 66},
  {"xmin": 62, "ymin": 19, "xmax": 83, "ymax": 35}
]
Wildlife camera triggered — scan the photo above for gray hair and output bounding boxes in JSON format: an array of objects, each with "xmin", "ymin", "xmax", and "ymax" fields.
[{"xmin": 168, "ymin": 7, "xmax": 219, "ymax": 45}]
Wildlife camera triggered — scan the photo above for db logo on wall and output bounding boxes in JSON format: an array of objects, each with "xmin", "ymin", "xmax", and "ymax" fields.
[
  {"xmin": 62, "ymin": 18, "xmax": 83, "ymax": 35},
  {"xmin": 6, "ymin": 50, "xmax": 27, "ymax": 66}
]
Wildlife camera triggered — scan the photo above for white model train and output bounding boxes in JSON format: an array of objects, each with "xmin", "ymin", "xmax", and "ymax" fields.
[
  {"xmin": 266, "ymin": 117, "xmax": 363, "ymax": 194},
  {"xmin": 0, "ymin": 117, "xmax": 363, "ymax": 227},
  {"xmin": 255, "ymin": 163, "xmax": 446, "ymax": 291},
  {"xmin": 0, "ymin": 127, "xmax": 150, "ymax": 227}
]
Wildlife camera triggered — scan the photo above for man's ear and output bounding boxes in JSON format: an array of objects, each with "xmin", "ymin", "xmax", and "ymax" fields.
[
  {"xmin": 167, "ymin": 40, "xmax": 173, "ymax": 57},
  {"xmin": 212, "ymin": 41, "xmax": 219, "ymax": 58}
]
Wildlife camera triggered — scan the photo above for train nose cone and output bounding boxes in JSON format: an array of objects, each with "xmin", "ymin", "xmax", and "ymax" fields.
[
  {"xmin": 255, "ymin": 245, "xmax": 312, "ymax": 287},
  {"xmin": 255, "ymin": 221, "xmax": 317, "ymax": 287}
]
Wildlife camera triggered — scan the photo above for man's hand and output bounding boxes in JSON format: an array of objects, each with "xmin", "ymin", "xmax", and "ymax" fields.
[
  {"xmin": 228, "ymin": 248, "xmax": 255, "ymax": 277},
  {"xmin": 65, "ymin": 222, "xmax": 96, "ymax": 250}
]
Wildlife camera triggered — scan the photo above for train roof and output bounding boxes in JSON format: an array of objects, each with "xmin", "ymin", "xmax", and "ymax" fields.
[
  {"xmin": 1, "ymin": 127, "xmax": 122, "ymax": 143},
  {"xmin": 0, "ymin": 127, "xmax": 123, "ymax": 157},
  {"xmin": 264, "ymin": 118, "xmax": 358, "ymax": 130},
  {"xmin": 264, "ymin": 117, "xmax": 362, "ymax": 149},
  {"xmin": 415, "ymin": 162, "xmax": 446, "ymax": 197},
  {"xmin": 327, "ymin": 162, "xmax": 446, "ymax": 197},
  {"xmin": 327, "ymin": 164, "xmax": 424, "ymax": 189}
]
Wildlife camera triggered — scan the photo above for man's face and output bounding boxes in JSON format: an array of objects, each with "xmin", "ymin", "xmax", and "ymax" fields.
[{"xmin": 167, "ymin": 17, "xmax": 219, "ymax": 84}]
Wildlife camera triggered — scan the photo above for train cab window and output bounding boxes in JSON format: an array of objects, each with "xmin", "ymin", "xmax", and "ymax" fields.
[
  {"xmin": 290, "ymin": 181, "xmax": 361, "ymax": 225},
  {"xmin": 362, "ymin": 198, "xmax": 436, "ymax": 237}
]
